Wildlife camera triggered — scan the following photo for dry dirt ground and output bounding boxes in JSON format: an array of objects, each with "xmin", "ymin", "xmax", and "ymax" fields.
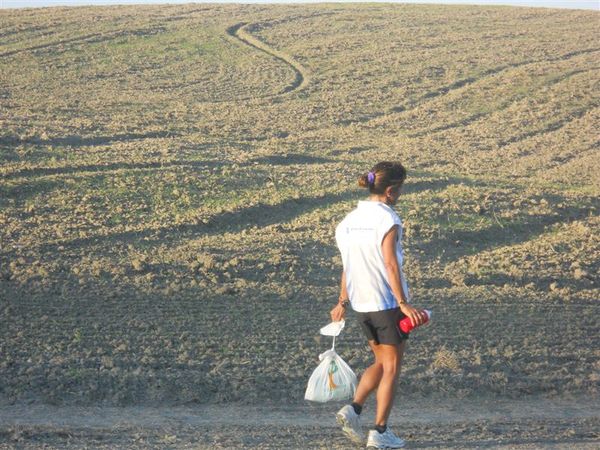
[
  {"xmin": 0, "ymin": 2, "xmax": 598, "ymax": 449},
  {"xmin": 1, "ymin": 397, "xmax": 598, "ymax": 449}
]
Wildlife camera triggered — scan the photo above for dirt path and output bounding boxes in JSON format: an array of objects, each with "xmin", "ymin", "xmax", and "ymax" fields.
[
  {"xmin": 226, "ymin": 21, "xmax": 309, "ymax": 96},
  {"xmin": 1, "ymin": 397, "xmax": 598, "ymax": 448}
]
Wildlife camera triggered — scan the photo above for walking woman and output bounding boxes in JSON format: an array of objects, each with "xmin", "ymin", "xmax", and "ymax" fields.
[{"xmin": 331, "ymin": 161, "xmax": 426, "ymax": 449}]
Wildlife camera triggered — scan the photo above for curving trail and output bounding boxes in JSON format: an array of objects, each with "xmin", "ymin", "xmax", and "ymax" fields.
[{"xmin": 225, "ymin": 22, "xmax": 309, "ymax": 97}]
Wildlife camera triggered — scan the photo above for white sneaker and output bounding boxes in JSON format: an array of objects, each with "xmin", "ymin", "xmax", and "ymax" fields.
[
  {"xmin": 366, "ymin": 428, "xmax": 406, "ymax": 449},
  {"xmin": 335, "ymin": 404, "xmax": 363, "ymax": 443}
]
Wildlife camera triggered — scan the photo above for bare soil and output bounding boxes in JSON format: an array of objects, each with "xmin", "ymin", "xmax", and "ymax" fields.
[{"xmin": 1, "ymin": 397, "xmax": 598, "ymax": 448}]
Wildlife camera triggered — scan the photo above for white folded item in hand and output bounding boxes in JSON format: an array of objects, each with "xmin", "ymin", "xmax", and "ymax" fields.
[{"xmin": 319, "ymin": 320, "xmax": 345, "ymax": 337}]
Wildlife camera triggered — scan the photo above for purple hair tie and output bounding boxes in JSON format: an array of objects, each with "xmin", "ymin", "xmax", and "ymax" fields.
[{"xmin": 367, "ymin": 171, "xmax": 375, "ymax": 184}]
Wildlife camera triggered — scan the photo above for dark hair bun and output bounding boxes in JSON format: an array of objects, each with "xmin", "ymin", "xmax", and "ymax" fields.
[
  {"xmin": 358, "ymin": 173, "xmax": 370, "ymax": 188},
  {"xmin": 356, "ymin": 162, "xmax": 406, "ymax": 194}
]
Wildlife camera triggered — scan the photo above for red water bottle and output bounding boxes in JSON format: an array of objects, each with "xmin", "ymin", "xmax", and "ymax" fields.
[{"xmin": 398, "ymin": 309, "xmax": 431, "ymax": 335}]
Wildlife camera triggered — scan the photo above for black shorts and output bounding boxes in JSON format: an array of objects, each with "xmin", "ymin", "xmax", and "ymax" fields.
[{"xmin": 356, "ymin": 307, "xmax": 408, "ymax": 345}]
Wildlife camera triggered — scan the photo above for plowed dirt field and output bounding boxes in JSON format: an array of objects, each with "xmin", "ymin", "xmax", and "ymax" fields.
[{"xmin": 1, "ymin": 3, "xmax": 598, "ymax": 448}]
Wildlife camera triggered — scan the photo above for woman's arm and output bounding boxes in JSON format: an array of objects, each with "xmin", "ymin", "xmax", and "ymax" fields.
[
  {"xmin": 330, "ymin": 270, "xmax": 348, "ymax": 322},
  {"xmin": 382, "ymin": 225, "xmax": 425, "ymax": 326},
  {"xmin": 338, "ymin": 270, "xmax": 349, "ymax": 303}
]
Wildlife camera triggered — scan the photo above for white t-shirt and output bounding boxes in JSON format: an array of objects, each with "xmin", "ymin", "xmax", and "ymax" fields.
[{"xmin": 335, "ymin": 200, "xmax": 410, "ymax": 313}]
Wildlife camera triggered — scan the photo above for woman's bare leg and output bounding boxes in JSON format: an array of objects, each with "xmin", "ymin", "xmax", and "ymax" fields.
[
  {"xmin": 352, "ymin": 340, "xmax": 383, "ymax": 405},
  {"xmin": 352, "ymin": 339, "xmax": 406, "ymax": 425},
  {"xmin": 374, "ymin": 341, "xmax": 405, "ymax": 426}
]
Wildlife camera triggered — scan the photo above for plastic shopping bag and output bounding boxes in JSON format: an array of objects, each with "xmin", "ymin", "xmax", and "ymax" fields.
[{"xmin": 304, "ymin": 336, "xmax": 357, "ymax": 403}]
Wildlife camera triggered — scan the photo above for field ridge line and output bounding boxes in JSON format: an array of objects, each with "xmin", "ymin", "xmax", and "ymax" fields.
[
  {"xmin": 409, "ymin": 65, "xmax": 600, "ymax": 138},
  {"xmin": 498, "ymin": 102, "xmax": 600, "ymax": 148},
  {"xmin": 0, "ymin": 27, "xmax": 165, "ymax": 58},
  {"xmin": 344, "ymin": 47, "xmax": 600, "ymax": 128}
]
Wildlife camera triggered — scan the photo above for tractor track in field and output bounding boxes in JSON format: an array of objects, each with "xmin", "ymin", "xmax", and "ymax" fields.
[
  {"xmin": 407, "ymin": 66, "xmax": 600, "ymax": 139},
  {"xmin": 339, "ymin": 47, "xmax": 600, "ymax": 128},
  {"xmin": 226, "ymin": 22, "xmax": 309, "ymax": 96},
  {"xmin": 211, "ymin": 20, "xmax": 309, "ymax": 103},
  {"xmin": 0, "ymin": 27, "xmax": 167, "ymax": 59}
]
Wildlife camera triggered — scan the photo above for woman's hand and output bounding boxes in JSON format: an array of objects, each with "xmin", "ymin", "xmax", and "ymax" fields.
[
  {"xmin": 399, "ymin": 303, "xmax": 426, "ymax": 327},
  {"xmin": 330, "ymin": 303, "xmax": 346, "ymax": 322}
]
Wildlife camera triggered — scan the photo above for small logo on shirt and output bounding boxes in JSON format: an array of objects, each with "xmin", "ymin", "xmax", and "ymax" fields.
[{"xmin": 347, "ymin": 227, "xmax": 375, "ymax": 233}]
